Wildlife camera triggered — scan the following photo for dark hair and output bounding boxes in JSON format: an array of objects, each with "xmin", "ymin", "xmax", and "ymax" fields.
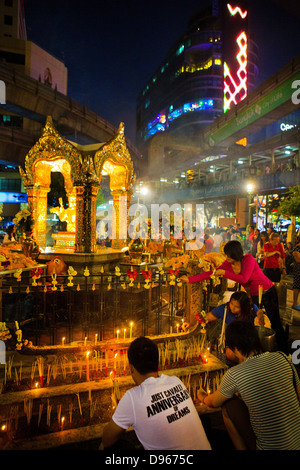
[
  {"xmin": 224, "ymin": 240, "xmax": 244, "ymax": 261},
  {"xmin": 270, "ymin": 231, "xmax": 280, "ymax": 240},
  {"xmin": 127, "ymin": 336, "xmax": 159, "ymax": 374},
  {"xmin": 229, "ymin": 291, "xmax": 255, "ymax": 322},
  {"xmin": 225, "ymin": 321, "xmax": 262, "ymax": 357},
  {"xmin": 6, "ymin": 225, "xmax": 15, "ymax": 240},
  {"xmin": 259, "ymin": 231, "xmax": 269, "ymax": 247}
]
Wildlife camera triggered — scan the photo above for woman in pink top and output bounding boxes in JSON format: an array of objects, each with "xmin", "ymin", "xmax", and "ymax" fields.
[{"xmin": 182, "ymin": 241, "xmax": 288, "ymax": 353}]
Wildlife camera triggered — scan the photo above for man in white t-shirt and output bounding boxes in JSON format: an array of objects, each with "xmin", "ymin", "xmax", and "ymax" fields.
[{"xmin": 100, "ymin": 336, "xmax": 211, "ymax": 451}]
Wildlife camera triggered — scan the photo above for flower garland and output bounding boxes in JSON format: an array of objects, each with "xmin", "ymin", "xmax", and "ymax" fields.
[
  {"xmin": 13, "ymin": 208, "xmax": 34, "ymax": 233},
  {"xmin": 30, "ymin": 267, "xmax": 43, "ymax": 286},
  {"xmin": 167, "ymin": 268, "xmax": 182, "ymax": 287},
  {"xmin": 0, "ymin": 322, "xmax": 32, "ymax": 351},
  {"xmin": 195, "ymin": 310, "xmax": 208, "ymax": 332},
  {"xmin": 127, "ymin": 267, "xmax": 137, "ymax": 287},
  {"xmin": 141, "ymin": 268, "xmax": 152, "ymax": 289},
  {"xmin": 67, "ymin": 266, "xmax": 77, "ymax": 286}
]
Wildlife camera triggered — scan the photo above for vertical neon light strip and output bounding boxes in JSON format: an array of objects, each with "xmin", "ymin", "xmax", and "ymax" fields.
[
  {"xmin": 227, "ymin": 3, "xmax": 247, "ymax": 19},
  {"xmin": 224, "ymin": 4, "xmax": 248, "ymax": 113}
]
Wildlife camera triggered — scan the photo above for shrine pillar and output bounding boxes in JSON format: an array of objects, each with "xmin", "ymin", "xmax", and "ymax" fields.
[
  {"xmin": 111, "ymin": 191, "xmax": 131, "ymax": 250},
  {"xmin": 74, "ymin": 182, "xmax": 99, "ymax": 253},
  {"xmin": 25, "ymin": 185, "xmax": 49, "ymax": 248}
]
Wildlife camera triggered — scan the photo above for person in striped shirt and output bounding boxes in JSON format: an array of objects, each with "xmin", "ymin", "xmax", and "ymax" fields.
[{"xmin": 199, "ymin": 321, "xmax": 300, "ymax": 450}]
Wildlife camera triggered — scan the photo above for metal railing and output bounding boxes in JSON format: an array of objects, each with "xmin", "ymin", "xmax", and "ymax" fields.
[{"xmin": 1, "ymin": 267, "xmax": 192, "ymax": 346}]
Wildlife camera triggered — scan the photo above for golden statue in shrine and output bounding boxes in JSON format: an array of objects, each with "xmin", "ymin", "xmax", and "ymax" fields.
[
  {"xmin": 50, "ymin": 197, "xmax": 76, "ymax": 233},
  {"xmin": 19, "ymin": 116, "xmax": 135, "ymax": 253}
]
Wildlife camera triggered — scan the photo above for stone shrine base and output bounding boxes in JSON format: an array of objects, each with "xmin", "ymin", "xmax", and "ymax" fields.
[{"xmin": 38, "ymin": 248, "xmax": 125, "ymax": 275}]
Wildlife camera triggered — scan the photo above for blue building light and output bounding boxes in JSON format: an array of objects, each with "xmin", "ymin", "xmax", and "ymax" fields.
[
  {"xmin": 145, "ymin": 99, "xmax": 214, "ymax": 139},
  {"xmin": 0, "ymin": 192, "xmax": 28, "ymax": 203}
]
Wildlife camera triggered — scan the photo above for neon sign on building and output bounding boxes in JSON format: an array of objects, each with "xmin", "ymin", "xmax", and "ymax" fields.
[
  {"xmin": 223, "ymin": 3, "xmax": 248, "ymax": 113},
  {"xmin": 145, "ymin": 99, "xmax": 214, "ymax": 139}
]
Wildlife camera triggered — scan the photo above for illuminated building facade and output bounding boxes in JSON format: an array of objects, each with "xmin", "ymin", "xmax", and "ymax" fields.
[
  {"xmin": 222, "ymin": 1, "xmax": 248, "ymax": 112},
  {"xmin": 136, "ymin": 0, "xmax": 258, "ymax": 150}
]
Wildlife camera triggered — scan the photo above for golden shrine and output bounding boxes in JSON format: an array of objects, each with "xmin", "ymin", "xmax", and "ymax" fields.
[{"xmin": 19, "ymin": 116, "xmax": 135, "ymax": 253}]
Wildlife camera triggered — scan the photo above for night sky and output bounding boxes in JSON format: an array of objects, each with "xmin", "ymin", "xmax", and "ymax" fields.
[{"xmin": 23, "ymin": 0, "xmax": 300, "ymax": 144}]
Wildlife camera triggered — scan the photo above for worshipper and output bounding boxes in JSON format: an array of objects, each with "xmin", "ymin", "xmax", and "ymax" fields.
[
  {"xmin": 292, "ymin": 239, "xmax": 300, "ymax": 309},
  {"xmin": 285, "ymin": 241, "xmax": 294, "ymax": 275},
  {"xmin": 263, "ymin": 231, "xmax": 286, "ymax": 282},
  {"xmin": 256, "ymin": 231, "xmax": 268, "ymax": 268},
  {"xmin": 206, "ymin": 291, "xmax": 266, "ymax": 328},
  {"xmin": 212, "ymin": 228, "xmax": 223, "ymax": 252},
  {"xmin": 181, "ymin": 240, "xmax": 288, "ymax": 352},
  {"xmin": 2, "ymin": 224, "xmax": 17, "ymax": 245},
  {"xmin": 205, "ymin": 290, "xmax": 269, "ymax": 361},
  {"xmin": 251, "ymin": 228, "xmax": 260, "ymax": 259},
  {"xmin": 248, "ymin": 225, "xmax": 255, "ymax": 244},
  {"xmin": 204, "ymin": 233, "xmax": 214, "ymax": 253},
  {"xmin": 100, "ymin": 336, "xmax": 211, "ymax": 451},
  {"xmin": 198, "ymin": 321, "xmax": 300, "ymax": 450}
]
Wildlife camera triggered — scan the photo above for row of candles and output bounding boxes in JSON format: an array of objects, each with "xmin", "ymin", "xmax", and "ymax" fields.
[
  {"xmin": 61, "ymin": 318, "xmax": 188, "ymax": 347},
  {"xmin": 61, "ymin": 322, "xmax": 135, "ymax": 347}
]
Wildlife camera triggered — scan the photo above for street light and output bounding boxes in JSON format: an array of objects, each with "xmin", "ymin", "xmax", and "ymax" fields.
[
  {"xmin": 140, "ymin": 187, "xmax": 149, "ymax": 196},
  {"xmin": 246, "ymin": 182, "xmax": 255, "ymax": 226},
  {"xmin": 246, "ymin": 183, "xmax": 254, "ymax": 193}
]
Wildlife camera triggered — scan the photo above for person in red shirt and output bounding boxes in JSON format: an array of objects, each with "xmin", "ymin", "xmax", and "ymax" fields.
[
  {"xmin": 263, "ymin": 232, "xmax": 286, "ymax": 282},
  {"xmin": 204, "ymin": 233, "xmax": 214, "ymax": 253}
]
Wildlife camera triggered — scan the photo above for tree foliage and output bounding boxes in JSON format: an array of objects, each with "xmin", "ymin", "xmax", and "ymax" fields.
[{"xmin": 278, "ymin": 185, "xmax": 300, "ymax": 217}]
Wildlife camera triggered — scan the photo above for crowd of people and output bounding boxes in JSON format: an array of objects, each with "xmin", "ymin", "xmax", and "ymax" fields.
[
  {"xmin": 201, "ymin": 224, "xmax": 300, "ymax": 310},
  {"xmin": 2, "ymin": 219, "xmax": 300, "ymax": 450},
  {"xmin": 100, "ymin": 236, "xmax": 300, "ymax": 452},
  {"xmin": 100, "ymin": 330, "xmax": 300, "ymax": 451}
]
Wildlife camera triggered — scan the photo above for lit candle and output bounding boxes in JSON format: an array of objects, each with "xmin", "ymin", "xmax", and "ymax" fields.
[
  {"xmin": 176, "ymin": 323, "xmax": 179, "ymax": 334},
  {"xmin": 61, "ymin": 416, "xmax": 65, "ymax": 431},
  {"xmin": 129, "ymin": 322, "xmax": 133, "ymax": 339},
  {"xmin": 62, "ymin": 337, "xmax": 65, "ymax": 346},
  {"xmin": 86, "ymin": 351, "xmax": 90, "ymax": 381},
  {"xmin": 123, "ymin": 328, "xmax": 126, "ymax": 340},
  {"xmin": 116, "ymin": 330, "xmax": 119, "ymax": 341},
  {"xmin": 84, "ymin": 337, "xmax": 87, "ymax": 347},
  {"xmin": 114, "ymin": 353, "xmax": 117, "ymax": 378},
  {"xmin": 95, "ymin": 334, "xmax": 98, "ymax": 346}
]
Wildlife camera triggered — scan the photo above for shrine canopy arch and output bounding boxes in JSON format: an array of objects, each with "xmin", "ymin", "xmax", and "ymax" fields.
[
  {"xmin": 20, "ymin": 116, "xmax": 136, "ymax": 252},
  {"xmin": 20, "ymin": 116, "xmax": 83, "ymax": 248},
  {"xmin": 92, "ymin": 124, "xmax": 135, "ymax": 247}
]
